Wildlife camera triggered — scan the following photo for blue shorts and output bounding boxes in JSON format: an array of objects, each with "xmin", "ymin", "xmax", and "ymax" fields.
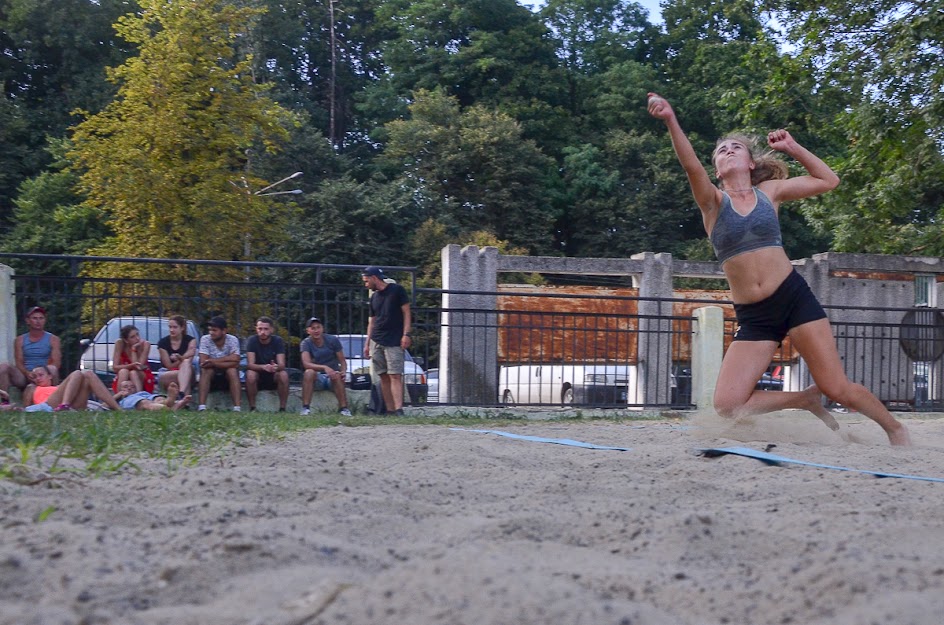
[
  {"xmin": 120, "ymin": 391, "xmax": 159, "ymax": 410},
  {"xmin": 733, "ymin": 270, "xmax": 827, "ymax": 343},
  {"xmin": 314, "ymin": 372, "xmax": 333, "ymax": 391}
]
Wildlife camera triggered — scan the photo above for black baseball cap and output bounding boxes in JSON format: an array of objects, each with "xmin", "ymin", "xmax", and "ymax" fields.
[
  {"xmin": 208, "ymin": 315, "xmax": 227, "ymax": 329},
  {"xmin": 362, "ymin": 266, "xmax": 385, "ymax": 278},
  {"xmin": 307, "ymin": 317, "xmax": 323, "ymax": 326}
]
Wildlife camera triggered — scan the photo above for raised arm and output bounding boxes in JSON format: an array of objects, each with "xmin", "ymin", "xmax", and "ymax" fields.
[
  {"xmin": 647, "ymin": 93, "xmax": 722, "ymax": 215},
  {"xmin": 133, "ymin": 339, "xmax": 151, "ymax": 367},
  {"xmin": 762, "ymin": 129, "xmax": 839, "ymax": 204}
]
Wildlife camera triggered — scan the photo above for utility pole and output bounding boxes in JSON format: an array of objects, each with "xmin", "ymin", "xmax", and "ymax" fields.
[{"xmin": 329, "ymin": 0, "xmax": 338, "ymax": 148}]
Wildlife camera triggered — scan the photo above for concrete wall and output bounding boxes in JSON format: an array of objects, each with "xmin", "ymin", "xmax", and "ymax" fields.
[{"xmin": 0, "ymin": 265, "xmax": 14, "ymax": 364}]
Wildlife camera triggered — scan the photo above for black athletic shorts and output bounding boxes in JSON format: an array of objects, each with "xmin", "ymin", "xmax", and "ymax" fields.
[
  {"xmin": 254, "ymin": 371, "xmax": 278, "ymax": 390},
  {"xmin": 733, "ymin": 269, "xmax": 827, "ymax": 343},
  {"xmin": 209, "ymin": 369, "xmax": 235, "ymax": 391}
]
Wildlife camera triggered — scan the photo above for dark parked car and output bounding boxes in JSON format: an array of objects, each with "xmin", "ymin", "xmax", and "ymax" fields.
[{"xmin": 755, "ymin": 366, "xmax": 784, "ymax": 391}]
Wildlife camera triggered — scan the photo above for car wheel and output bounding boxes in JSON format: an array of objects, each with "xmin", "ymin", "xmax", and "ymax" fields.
[
  {"xmin": 561, "ymin": 385, "xmax": 574, "ymax": 405},
  {"xmin": 501, "ymin": 390, "xmax": 514, "ymax": 405}
]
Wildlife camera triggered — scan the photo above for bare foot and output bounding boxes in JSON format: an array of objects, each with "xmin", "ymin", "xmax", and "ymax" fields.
[
  {"xmin": 173, "ymin": 395, "xmax": 191, "ymax": 411},
  {"xmin": 165, "ymin": 382, "xmax": 180, "ymax": 408},
  {"xmin": 800, "ymin": 384, "xmax": 840, "ymax": 431},
  {"xmin": 887, "ymin": 421, "xmax": 912, "ymax": 447}
]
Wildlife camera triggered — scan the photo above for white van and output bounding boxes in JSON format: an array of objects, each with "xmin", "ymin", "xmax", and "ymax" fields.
[{"xmin": 499, "ymin": 363, "xmax": 639, "ymax": 406}]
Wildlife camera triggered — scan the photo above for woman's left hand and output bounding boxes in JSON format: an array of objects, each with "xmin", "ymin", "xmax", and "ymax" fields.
[{"xmin": 767, "ymin": 129, "xmax": 796, "ymax": 152}]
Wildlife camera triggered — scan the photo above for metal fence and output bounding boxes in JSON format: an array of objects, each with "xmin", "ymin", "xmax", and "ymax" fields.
[
  {"xmin": 721, "ymin": 306, "xmax": 944, "ymax": 411},
  {"xmin": 5, "ymin": 253, "xmax": 942, "ymax": 410}
]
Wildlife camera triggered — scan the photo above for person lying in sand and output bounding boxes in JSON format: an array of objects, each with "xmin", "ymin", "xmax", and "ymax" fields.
[
  {"xmin": 16, "ymin": 371, "xmax": 189, "ymax": 412},
  {"xmin": 24, "ymin": 369, "xmax": 123, "ymax": 412},
  {"xmin": 114, "ymin": 380, "xmax": 191, "ymax": 411}
]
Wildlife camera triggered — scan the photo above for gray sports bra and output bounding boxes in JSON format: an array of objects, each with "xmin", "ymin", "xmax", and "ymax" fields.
[{"xmin": 709, "ymin": 188, "xmax": 783, "ymax": 265}]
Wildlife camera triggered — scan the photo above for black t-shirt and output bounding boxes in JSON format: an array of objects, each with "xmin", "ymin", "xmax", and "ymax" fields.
[
  {"xmin": 369, "ymin": 283, "xmax": 410, "ymax": 346},
  {"xmin": 157, "ymin": 334, "xmax": 194, "ymax": 358},
  {"xmin": 245, "ymin": 334, "xmax": 285, "ymax": 365}
]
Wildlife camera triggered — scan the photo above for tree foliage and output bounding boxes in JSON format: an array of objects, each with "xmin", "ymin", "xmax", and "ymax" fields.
[
  {"xmin": 0, "ymin": 0, "xmax": 135, "ymax": 220},
  {"xmin": 67, "ymin": 0, "xmax": 296, "ymax": 272},
  {"xmin": 382, "ymin": 89, "xmax": 560, "ymax": 255},
  {"xmin": 0, "ymin": 0, "xmax": 941, "ymax": 274},
  {"xmin": 0, "ymin": 139, "xmax": 107, "ymax": 261},
  {"xmin": 764, "ymin": 0, "xmax": 944, "ymax": 254}
]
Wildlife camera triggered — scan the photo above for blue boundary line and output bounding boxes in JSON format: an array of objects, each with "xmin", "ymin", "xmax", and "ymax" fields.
[
  {"xmin": 701, "ymin": 446, "xmax": 944, "ymax": 483},
  {"xmin": 451, "ymin": 428, "xmax": 630, "ymax": 451}
]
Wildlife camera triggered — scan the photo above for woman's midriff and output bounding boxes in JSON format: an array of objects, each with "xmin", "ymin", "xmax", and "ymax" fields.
[{"xmin": 721, "ymin": 247, "xmax": 794, "ymax": 304}]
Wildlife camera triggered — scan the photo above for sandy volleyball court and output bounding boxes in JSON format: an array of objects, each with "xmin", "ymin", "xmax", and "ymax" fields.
[{"xmin": 3, "ymin": 412, "xmax": 944, "ymax": 625}]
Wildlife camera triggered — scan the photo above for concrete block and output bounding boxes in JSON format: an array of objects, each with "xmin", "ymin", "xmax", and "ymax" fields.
[
  {"xmin": 200, "ymin": 388, "xmax": 371, "ymax": 414},
  {"xmin": 692, "ymin": 305, "xmax": 724, "ymax": 410}
]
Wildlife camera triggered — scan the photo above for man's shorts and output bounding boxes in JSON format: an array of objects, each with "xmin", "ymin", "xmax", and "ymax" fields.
[
  {"xmin": 314, "ymin": 372, "xmax": 333, "ymax": 391},
  {"xmin": 254, "ymin": 371, "xmax": 278, "ymax": 390},
  {"xmin": 733, "ymin": 269, "xmax": 827, "ymax": 343},
  {"xmin": 370, "ymin": 340, "xmax": 405, "ymax": 375},
  {"xmin": 209, "ymin": 369, "xmax": 234, "ymax": 391}
]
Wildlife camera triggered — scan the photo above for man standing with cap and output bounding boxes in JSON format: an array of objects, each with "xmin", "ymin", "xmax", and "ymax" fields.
[
  {"xmin": 362, "ymin": 266, "xmax": 411, "ymax": 415},
  {"xmin": 196, "ymin": 316, "xmax": 242, "ymax": 412},
  {"xmin": 299, "ymin": 316, "xmax": 352, "ymax": 416},
  {"xmin": 0, "ymin": 306, "xmax": 62, "ymax": 396}
]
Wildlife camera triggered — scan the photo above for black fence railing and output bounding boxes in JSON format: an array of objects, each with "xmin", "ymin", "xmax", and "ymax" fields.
[
  {"xmin": 4, "ymin": 254, "xmax": 942, "ymax": 410},
  {"xmin": 722, "ymin": 307, "xmax": 944, "ymax": 411}
]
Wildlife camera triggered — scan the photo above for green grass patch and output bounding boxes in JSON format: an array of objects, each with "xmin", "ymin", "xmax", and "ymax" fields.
[{"xmin": 0, "ymin": 408, "xmax": 674, "ymax": 481}]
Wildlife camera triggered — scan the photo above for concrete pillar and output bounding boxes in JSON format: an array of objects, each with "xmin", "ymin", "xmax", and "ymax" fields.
[
  {"xmin": 631, "ymin": 252, "xmax": 674, "ymax": 405},
  {"xmin": 0, "ymin": 265, "xmax": 15, "ymax": 364},
  {"xmin": 441, "ymin": 245, "xmax": 499, "ymax": 404},
  {"xmin": 691, "ymin": 306, "xmax": 724, "ymax": 410}
]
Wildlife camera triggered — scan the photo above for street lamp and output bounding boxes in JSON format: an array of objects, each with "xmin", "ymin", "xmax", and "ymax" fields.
[
  {"xmin": 228, "ymin": 172, "xmax": 304, "ymax": 273},
  {"xmin": 256, "ymin": 188, "xmax": 303, "ymax": 197},
  {"xmin": 255, "ymin": 171, "xmax": 303, "ymax": 195}
]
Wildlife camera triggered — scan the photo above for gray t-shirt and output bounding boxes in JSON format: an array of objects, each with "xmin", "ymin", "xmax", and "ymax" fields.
[
  {"xmin": 300, "ymin": 334, "xmax": 343, "ymax": 371},
  {"xmin": 198, "ymin": 333, "xmax": 240, "ymax": 359}
]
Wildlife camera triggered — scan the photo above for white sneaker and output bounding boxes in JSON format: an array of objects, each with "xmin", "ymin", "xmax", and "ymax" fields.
[
  {"xmin": 339, "ymin": 407, "xmax": 352, "ymax": 417},
  {"xmin": 299, "ymin": 407, "xmax": 311, "ymax": 416},
  {"xmin": 232, "ymin": 406, "xmax": 241, "ymax": 412},
  {"xmin": 197, "ymin": 405, "xmax": 207, "ymax": 412}
]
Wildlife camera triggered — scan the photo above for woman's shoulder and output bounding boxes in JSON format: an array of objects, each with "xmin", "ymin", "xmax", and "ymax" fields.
[{"xmin": 755, "ymin": 181, "xmax": 782, "ymax": 207}]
